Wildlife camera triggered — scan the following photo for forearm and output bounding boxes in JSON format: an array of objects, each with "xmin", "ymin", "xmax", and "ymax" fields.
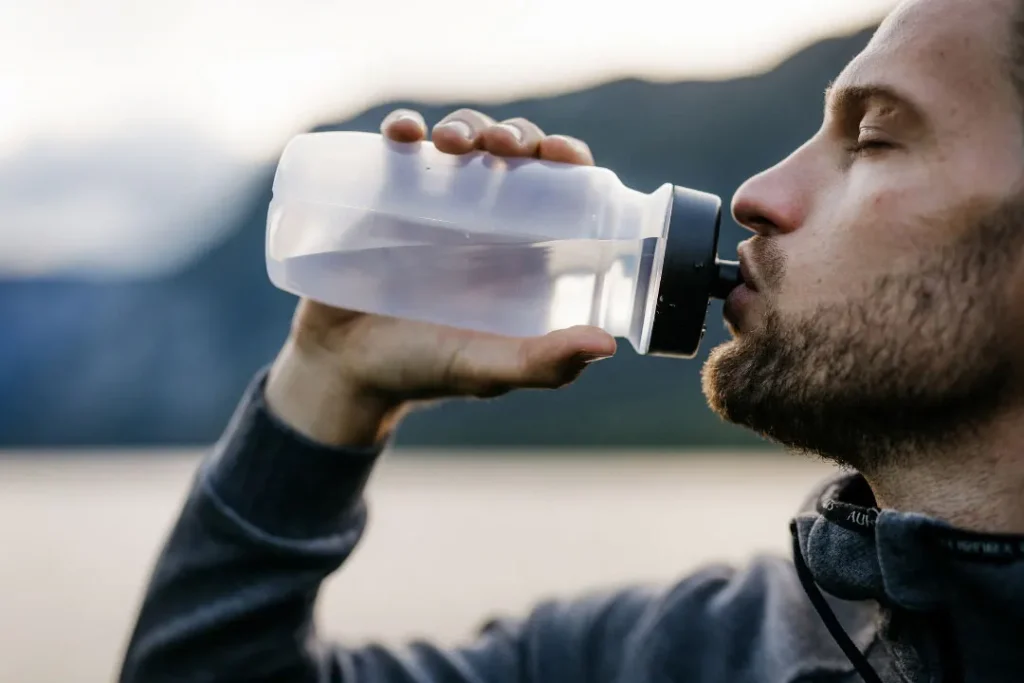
[
  {"xmin": 118, "ymin": 365, "xmax": 646, "ymax": 683},
  {"xmin": 118, "ymin": 371, "xmax": 381, "ymax": 683}
]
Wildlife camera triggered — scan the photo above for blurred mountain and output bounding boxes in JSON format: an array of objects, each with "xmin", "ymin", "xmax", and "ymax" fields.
[
  {"xmin": 0, "ymin": 26, "xmax": 874, "ymax": 447},
  {"xmin": 0, "ymin": 127, "xmax": 257, "ymax": 277}
]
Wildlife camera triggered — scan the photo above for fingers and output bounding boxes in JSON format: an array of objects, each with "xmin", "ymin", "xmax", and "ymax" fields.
[
  {"xmin": 481, "ymin": 117, "xmax": 546, "ymax": 158},
  {"xmin": 538, "ymin": 135, "xmax": 594, "ymax": 165},
  {"xmin": 449, "ymin": 326, "xmax": 617, "ymax": 397},
  {"xmin": 432, "ymin": 109, "xmax": 496, "ymax": 154},
  {"xmin": 380, "ymin": 109, "xmax": 427, "ymax": 143},
  {"xmin": 381, "ymin": 108, "xmax": 595, "ymax": 165},
  {"xmin": 516, "ymin": 326, "xmax": 617, "ymax": 389}
]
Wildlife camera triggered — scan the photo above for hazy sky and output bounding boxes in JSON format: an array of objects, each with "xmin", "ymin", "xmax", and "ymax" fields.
[
  {"xmin": 2, "ymin": 0, "xmax": 898, "ymax": 158},
  {"xmin": 0, "ymin": 0, "xmax": 899, "ymax": 276}
]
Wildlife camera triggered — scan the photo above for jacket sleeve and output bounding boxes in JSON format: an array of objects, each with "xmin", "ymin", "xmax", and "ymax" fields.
[{"xmin": 117, "ymin": 372, "xmax": 657, "ymax": 683}]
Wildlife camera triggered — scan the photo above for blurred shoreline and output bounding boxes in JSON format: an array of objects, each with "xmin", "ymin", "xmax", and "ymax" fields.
[{"xmin": 0, "ymin": 449, "xmax": 836, "ymax": 682}]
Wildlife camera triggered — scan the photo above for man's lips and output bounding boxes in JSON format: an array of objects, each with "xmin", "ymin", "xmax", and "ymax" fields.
[
  {"xmin": 738, "ymin": 255, "xmax": 759, "ymax": 293},
  {"xmin": 725, "ymin": 245, "xmax": 766, "ymax": 331},
  {"xmin": 723, "ymin": 282, "xmax": 758, "ymax": 331}
]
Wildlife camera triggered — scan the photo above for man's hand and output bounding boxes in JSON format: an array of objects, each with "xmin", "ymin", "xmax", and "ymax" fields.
[{"xmin": 266, "ymin": 108, "xmax": 617, "ymax": 446}]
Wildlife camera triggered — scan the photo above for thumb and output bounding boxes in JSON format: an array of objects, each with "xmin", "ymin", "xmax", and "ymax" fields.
[{"xmin": 453, "ymin": 326, "xmax": 617, "ymax": 396}]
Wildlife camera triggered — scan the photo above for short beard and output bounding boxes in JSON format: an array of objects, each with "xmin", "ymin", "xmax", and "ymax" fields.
[{"xmin": 702, "ymin": 199, "xmax": 1024, "ymax": 473}]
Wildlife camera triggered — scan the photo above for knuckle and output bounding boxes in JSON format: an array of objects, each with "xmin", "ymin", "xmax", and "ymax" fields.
[
  {"xmin": 501, "ymin": 116, "xmax": 533, "ymax": 129},
  {"xmin": 501, "ymin": 117, "xmax": 543, "ymax": 139},
  {"xmin": 438, "ymin": 347, "xmax": 463, "ymax": 390},
  {"xmin": 444, "ymin": 108, "xmax": 487, "ymax": 125}
]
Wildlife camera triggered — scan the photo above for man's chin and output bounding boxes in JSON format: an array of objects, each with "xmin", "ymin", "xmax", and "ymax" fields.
[
  {"xmin": 700, "ymin": 336, "xmax": 751, "ymax": 423},
  {"xmin": 700, "ymin": 310, "xmax": 785, "ymax": 429},
  {"xmin": 722, "ymin": 309, "xmax": 767, "ymax": 340}
]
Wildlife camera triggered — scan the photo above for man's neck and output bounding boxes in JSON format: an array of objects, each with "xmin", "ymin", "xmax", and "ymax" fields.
[{"xmin": 863, "ymin": 412, "xmax": 1024, "ymax": 533}]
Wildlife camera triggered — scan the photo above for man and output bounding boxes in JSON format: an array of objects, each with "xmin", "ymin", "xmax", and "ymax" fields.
[{"xmin": 118, "ymin": 0, "xmax": 1024, "ymax": 680}]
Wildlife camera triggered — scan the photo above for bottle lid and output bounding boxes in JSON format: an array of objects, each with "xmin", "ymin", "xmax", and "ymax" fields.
[{"xmin": 646, "ymin": 186, "xmax": 725, "ymax": 358}]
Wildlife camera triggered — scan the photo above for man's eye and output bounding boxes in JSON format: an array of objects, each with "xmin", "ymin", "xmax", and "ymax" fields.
[{"xmin": 847, "ymin": 136, "xmax": 894, "ymax": 157}]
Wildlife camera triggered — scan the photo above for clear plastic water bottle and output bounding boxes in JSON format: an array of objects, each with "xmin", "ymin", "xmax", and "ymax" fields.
[{"xmin": 267, "ymin": 131, "xmax": 741, "ymax": 358}]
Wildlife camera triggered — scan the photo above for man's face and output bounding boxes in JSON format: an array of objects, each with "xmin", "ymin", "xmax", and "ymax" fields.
[{"xmin": 702, "ymin": 0, "xmax": 1024, "ymax": 470}]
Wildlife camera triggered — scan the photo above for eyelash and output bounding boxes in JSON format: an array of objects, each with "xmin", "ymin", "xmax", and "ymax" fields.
[
  {"xmin": 843, "ymin": 141, "xmax": 892, "ymax": 158},
  {"xmin": 846, "ymin": 132, "xmax": 894, "ymax": 157}
]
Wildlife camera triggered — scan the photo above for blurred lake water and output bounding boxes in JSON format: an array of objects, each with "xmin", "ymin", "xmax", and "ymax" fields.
[{"xmin": 0, "ymin": 449, "xmax": 837, "ymax": 682}]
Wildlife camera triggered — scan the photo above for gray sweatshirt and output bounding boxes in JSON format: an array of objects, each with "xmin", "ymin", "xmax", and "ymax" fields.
[{"xmin": 118, "ymin": 372, "xmax": 1024, "ymax": 683}]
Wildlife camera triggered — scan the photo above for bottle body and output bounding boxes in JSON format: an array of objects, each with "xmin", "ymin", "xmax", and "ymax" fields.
[{"xmin": 267, "ymin": 132, "xmax": 675, "ymax": 352}]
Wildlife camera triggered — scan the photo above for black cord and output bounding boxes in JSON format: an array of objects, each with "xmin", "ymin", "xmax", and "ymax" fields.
[
  {"xmin": 790, "ymin": 522, "xmax": 885, "ymax": 683},
  {"xmin": 933, "ymin": 611, "xmax": 965, "ymax": 683}
]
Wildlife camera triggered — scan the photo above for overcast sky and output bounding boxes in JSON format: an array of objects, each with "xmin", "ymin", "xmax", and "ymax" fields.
[{"xmin": 0, "ymin": 0, "xmax": 898, "ymax": 277}]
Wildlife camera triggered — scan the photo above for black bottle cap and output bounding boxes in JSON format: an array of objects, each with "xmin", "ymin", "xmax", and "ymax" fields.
[{"xmin": 647, "ymin": 186, "xmax": 741, "ymax": 358}]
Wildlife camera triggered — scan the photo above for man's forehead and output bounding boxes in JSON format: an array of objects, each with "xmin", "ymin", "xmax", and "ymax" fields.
[
  {"xmin": 881, "ymin": 0, "xmax": 1010, "ymax": 35},
  {"xmin": 829, "ymin": 0, "xmax": 1016, "ymax": 116}
]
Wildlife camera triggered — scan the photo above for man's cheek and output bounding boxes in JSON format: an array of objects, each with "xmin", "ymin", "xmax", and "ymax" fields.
[
  {"xmin": 773, "ymin": 208, "xmax": 912, "ymax": 312},
  {"xmin": 774, "ymin": 183, "xmax": 937, "ymax": 309},
  {"xmin": 849, "ymin": 170, "xmax": 945, "ymax": 247}
]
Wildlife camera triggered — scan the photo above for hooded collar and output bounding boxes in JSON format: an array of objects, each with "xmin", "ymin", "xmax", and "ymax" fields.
[{"xmin": 793, "ymin": 473, "xmax": 1024, "ymax": 682}]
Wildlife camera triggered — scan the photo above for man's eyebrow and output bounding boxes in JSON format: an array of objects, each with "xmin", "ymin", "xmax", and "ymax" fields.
[{"xmin": 824, "ymin": 81, "xmax": 926, "ymax": 120}]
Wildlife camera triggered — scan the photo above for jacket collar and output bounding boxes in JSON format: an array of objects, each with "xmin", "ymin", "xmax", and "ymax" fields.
[{"xmin": 793, "ymin": 472, "xmax": 1024, "ymax": 682}]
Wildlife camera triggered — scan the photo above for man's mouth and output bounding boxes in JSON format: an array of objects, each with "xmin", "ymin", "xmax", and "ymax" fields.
[
  {"xmin": 723, "ymin": 244, "xmax": 767, "ymax": 332},
  {"xmin": 738, "ymin": 252, "xmax": 760, "ymax": 293}
]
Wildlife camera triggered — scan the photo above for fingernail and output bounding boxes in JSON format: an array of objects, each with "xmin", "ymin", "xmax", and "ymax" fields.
[
  {"xmin": 386, "ymin": 109, "xmax": 420, "ymax": 125},
  {"xmin": 568, "ymin": 137, "xmax": 590, "ymax": 156},
  {"xmin": 438, "ymin": 120, "xmax": 474, "ymax": 140},
  {"xmin": 551, "ymin": 135, "xmax": 588, "ymax": 156},
  {"xmin": 494, "ymin": 123, "xmax": 524, "ymax": 144},
  {"xmin": 578, "ymin": 352, "xmax": 612, "ymax": 364}
]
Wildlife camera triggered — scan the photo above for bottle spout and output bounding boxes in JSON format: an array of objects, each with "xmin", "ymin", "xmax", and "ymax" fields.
[{"xmin": 711, "ymin": 259, "xmax": 743, "ymax": 300}]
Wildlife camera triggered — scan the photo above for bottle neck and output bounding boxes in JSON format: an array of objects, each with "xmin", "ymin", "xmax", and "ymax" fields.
[
  {"xmin": 607, "ymin": 183, "xmax": 674, "ymax": 240},
  {"xmin": 590, "ymin": 183, "xmax": 674, "ymax": 349},
  {"xmin": 618, "ymin": 184, "xmax": 675, "ymax": 353}
]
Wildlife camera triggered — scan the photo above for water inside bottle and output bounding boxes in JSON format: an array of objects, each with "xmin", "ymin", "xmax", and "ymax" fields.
[{"xmin": 270, "ymin": 211, "xmax": 657, "ymax": 339}]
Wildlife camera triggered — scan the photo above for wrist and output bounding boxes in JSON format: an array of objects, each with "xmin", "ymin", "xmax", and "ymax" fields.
[{"xmin": 265, "ymin": 340, "xmax": 407, "ymax": 447}]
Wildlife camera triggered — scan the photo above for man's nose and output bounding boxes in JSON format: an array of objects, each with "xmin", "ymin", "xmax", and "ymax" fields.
[{"xmin": 731, "ymin": 157, "xmax": 808, "ymax": 237}]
